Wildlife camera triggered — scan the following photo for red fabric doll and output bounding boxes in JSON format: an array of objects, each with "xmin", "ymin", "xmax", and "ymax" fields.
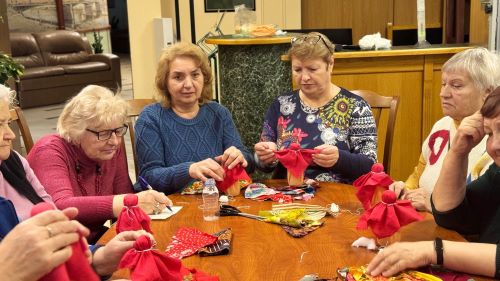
[
  {"xmin": 274, "ymin": 143, "xmax": 319, "ymax": 186},
  {"xmin": 31, "ymin": 202, "xmax": 99, "ymax": 281},
  {"xmin": 354, "ymin": 163, "xmax": 394, "ymax": 210},
  {"xmin": 216, "ymin": 164, "xmax": 252, "ymax": 196},
  {"xmin": 357, "ymin": 190, "xmax": 423, "ymax": 238},
  {"xmin": 116, "ymin": 194, "xmax": 152, "ymax": 234},
  {"xmin": 119, "ymin": 235, "xmax": 219, "ymax": 281}
]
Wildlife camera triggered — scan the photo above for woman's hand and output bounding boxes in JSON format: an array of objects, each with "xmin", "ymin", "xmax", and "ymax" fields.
[
  {"xmin": 0, "ymin": 208, "xmax": 89, "ymax": 281},
  {"xmin": 189, "ymin": 158, "xmax": 225, "ymax": 182},
  {"xmin": 312, "ymin": 144, "xmax": 339, "ymax": 168},
  {"xmin": 451, "ymin": 112, "xmax": 485, "ymax": 156},
  {"xmin": 254, "ymin": 142, "xmax": 278, "ymax": 166},
  {"xmin": 215, "ymin": 146, "xmax": 247, "ymax": 169},
  {"xmin": 136, "ymin": 190, "xmax": 172, "ymax": 215},
  {"xmin": 92, "ymin": 230, "xmax": 154, "ymax": 276},
  {"xmin": 366, "ymin": 241, "xmax": 434, "ymax": 277},
  {"xmin": 402, "ymin": 188, "xmax": 431, "ymax": 212},
  {"xmin": 389, "ymin": 181, "xmax": 406, "ymax": 198}
]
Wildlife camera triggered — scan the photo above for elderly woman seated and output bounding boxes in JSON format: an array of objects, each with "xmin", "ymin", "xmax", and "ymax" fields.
[
  {"xmin": 135, "ymin": 42, "xmax": 254, "ymax": 194},
  {"xmin": 254, "ymin": 32, "xmax": 377, "ymax": 183},
  {"xmin": 367, "ymin": 87, "xmax": 500, "ymax": 278},
  {"xmin": 390, "ymin": 47, "xmax": 500, "ymax": 211},
  {"xmin": 27, "ymin": 85, "xmax": 171, "ymax": 242}
]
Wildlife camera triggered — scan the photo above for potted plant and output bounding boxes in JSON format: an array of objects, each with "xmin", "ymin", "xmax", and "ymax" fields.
[
  {"xmin": 0, "ymin": 53, "xmax": 24, "ymax": 85},
  {"xmin": 92, "ymin": 31, "xmax": 104, "ymax": 54}
]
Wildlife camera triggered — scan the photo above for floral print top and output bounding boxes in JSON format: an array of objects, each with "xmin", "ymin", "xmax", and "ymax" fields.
[{"xmin": 260, "ymin": 88, "xmax": 377, "ymax": 183}]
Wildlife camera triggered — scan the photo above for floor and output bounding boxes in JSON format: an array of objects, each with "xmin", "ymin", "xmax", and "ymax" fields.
[{"xmin": 22, "ymin": 54, "xmax": 138, "ymax": 180}]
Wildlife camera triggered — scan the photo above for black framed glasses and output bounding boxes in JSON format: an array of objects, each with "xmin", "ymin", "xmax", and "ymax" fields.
[
  {"xmin": 86, "ymin": 124, "xmax": 128, "ymax": 141},
  {"xmin": 291, "ymin": 34, "xmax": 334, "ymax": 54}
]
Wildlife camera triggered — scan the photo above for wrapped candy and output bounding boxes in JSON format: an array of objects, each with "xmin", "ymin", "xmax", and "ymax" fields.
[
  {"xmin": 116, "ymin": 194, "xmax": 152, "ymax": 234},
  {"xmin": 357, "ymin": 190, "xmax": 423, "ymax": 238},
  {"xmin": 274, "ymin": 143, "xmax": 319, "ymax": 186},
  {"xmin": 216, "ymin": 164, "xmax": 252, "ymax": 196},
  {"xmin": 31, "ymin": 202, "xmax": 99, "ymax": 281},
  {"xmin": 354, "ymin": 163, "xmax": 394, "ymax": 210}
]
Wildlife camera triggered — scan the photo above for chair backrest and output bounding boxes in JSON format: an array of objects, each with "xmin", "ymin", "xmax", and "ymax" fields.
[
  {"xmin": 123, "ymin": 99, "xmax": 155, "ymax": 178},
  {"xmin": 386, "ymin": 22, "xmax": 443, "ymax": 46},
  {"xmin": 10, "ymin": 107, "xmax": 34, "ymax": 154},
  {"xmin": 351, "ymin": 90, "xmax": 399, "ymax": 174}
]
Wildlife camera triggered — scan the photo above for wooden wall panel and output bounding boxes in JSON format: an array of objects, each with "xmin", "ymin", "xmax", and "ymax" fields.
[
  {"xmin": 469, "ymin": 0, "xmax": 489, "ymax": 44},
  {"xmin": 393, "ymin": 0, "xmax": 443, "ymax": 26},
  {"xmin": 302, "ymin": 0, "xmax": 393, "ymax": 43}
]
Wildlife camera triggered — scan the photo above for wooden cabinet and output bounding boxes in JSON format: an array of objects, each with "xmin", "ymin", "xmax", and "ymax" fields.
[{"xmin": 330, "ymin": 46, "xmax": 469, "ymax": 180}]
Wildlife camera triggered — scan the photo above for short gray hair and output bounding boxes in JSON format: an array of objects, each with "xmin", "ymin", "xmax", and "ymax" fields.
[
  {"xmin": 57, "ymin": 85, "xmax": 129, "ymax": 144},
  {"xmin": 0, "ymin": 84, "xmax": 16, "ymax": 106},
  {"xmin": 442, "ymin": 47, "xmax": 500, "ymax": 92}
]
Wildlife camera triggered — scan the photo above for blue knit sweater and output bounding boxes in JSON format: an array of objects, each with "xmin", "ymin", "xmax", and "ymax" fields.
[{"xmin": 135, "ymin": 102, "xmax": 254, "ymax": 194}]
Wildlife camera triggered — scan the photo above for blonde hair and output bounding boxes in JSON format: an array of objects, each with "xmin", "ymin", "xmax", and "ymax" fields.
[
  {"xmin": 288, "ymin": 32, "xmax": 335, "ymax": 64},
  {"xmin": 155, "ymin": 42, "xmax": 213, "ymax": 108},
  {"xmin": 442, "ymin": 47, "xmax": 500, "ymax": 92},
  {"xmin": 0, "ymin": 84, "xmax": 17, "ymax": 107},
  {"xmin": 57, "ymin": 85, "xmax": 129, "ymax": 144}
]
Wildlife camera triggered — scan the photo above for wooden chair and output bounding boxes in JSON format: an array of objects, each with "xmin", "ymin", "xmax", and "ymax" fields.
[
  {"xmin": 351, "ymin": 90, "xmax": 399, "ymax": 174},
  {"xmin": 10, "ymin": 107, "xmax": 34, "ymax": 154},
  {"xmin": 123, "ymin": 99, "xmax": 155, "ymax": 178}
]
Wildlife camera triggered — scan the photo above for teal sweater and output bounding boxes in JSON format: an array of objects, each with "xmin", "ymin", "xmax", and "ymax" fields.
[{"xmin": 135, "ymin": 102, "xmax": 254, "ymax": 194}]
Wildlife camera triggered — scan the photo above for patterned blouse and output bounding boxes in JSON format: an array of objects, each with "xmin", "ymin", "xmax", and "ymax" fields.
[{"xmin": 260, "ymin": 88, "xmax": 378, "ymax": 183}]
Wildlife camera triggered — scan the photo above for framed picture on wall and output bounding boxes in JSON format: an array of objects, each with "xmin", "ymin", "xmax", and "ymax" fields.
[{"xmin": 205, "ymin": 0, "xmax": 255, "ymax": 12}]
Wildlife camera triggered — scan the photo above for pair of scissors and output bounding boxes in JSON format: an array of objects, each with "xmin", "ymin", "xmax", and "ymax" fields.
[{"xmin": 217, "ymin": 205, "xmax": 264, "ymax": 221}]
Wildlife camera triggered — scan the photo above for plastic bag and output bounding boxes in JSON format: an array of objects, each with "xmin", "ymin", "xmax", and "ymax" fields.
[{"xmin": 234, "ymin": 4, "xmax": 256, "ymax": 35}]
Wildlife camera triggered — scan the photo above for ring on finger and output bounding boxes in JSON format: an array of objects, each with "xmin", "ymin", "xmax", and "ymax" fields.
[{"xmin": 46, "ymin": 226, "xmax": 54, "ymax": 238}]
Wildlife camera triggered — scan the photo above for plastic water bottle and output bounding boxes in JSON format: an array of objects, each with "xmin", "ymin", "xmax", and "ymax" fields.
[{"xmin": 202, "ymin": 178, "xmax": 220, "ymax": 221}]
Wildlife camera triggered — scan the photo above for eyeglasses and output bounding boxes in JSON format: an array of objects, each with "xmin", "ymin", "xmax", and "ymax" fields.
[
  {"xmin": 291, "ymin": 34, "xmax": 334, "ymax": 54},
  {"xmin": 86, "ymin": 124, "xmax": 128, "ymax": 141}
]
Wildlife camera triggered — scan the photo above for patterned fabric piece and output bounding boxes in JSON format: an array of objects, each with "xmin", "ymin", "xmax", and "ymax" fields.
[
  {"xmin": 260, "ymin": 88, "xmax": 377, "ymax": 183},
  {"xmin": 281, "ymin": 225, "xmax": 321, "ymax": 238},
  {"xmin": 165, "ymin": 227, "xmax": 218, "ymax": 259},
  {"xmin": 198, "ymin": 228, "xmax": 232, "ymax": 256},
  {"xmin": 181, "ymin": 181, "xmax": 204, "ymax": 195}
]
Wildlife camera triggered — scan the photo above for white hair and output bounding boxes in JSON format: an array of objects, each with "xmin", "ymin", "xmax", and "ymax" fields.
[{"xmin": 0, "ymin": 84, "xmax": 15, "ymax": 106}]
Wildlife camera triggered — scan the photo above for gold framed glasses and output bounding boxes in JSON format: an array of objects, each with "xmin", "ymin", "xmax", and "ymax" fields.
[
  {"xmin": 291, "ymin": 34, "xmax": 334, "ymax": 54},
  {"xmin": 86, "ymin": 124, "xmax": 128, "ymax": 141}
]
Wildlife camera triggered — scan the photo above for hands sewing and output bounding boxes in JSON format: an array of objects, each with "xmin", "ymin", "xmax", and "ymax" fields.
[
  {"xmin": 389, "ymin": 182, "xmax": 431, "ymax": 212},
  {"xmin": 254, "ymin": 141, "xmax": 278, "ymax": 166},
  {"xmin": 190, "ymin": 146, "xmax": 247, "ymax": 182},
  {"xmin": 0, "ymin": 207, "xmax": 89, "ymax": 281},
  {"xmin": 312, "ymin": 144, "xmax": 339, "ymax": 168}
]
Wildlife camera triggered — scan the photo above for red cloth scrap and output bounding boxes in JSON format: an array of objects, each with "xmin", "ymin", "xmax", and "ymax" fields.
[
  {"xmin": 215, "ymin": 164, "xmax": 251, "ymax": 192},
  {"xmin": 165, "ymin": 227, "xmax": 218, "ymax": 259}
]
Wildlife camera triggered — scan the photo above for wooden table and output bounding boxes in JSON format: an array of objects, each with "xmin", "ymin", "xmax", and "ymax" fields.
[{"xmin": 99, "ymin": 180, "xmax": 487, "ymax": 280}]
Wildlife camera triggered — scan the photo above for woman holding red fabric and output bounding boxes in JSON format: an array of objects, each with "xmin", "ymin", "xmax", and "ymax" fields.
[
  {"xmin": 255, "ymin": 32, "xmax": 377, "ymax": 183},
  {"xmin": 389, "ymin": 48, "xmax": 499, "ymax": 212},
  {"xmin": 367, "ymin": 88, "xmax": 500, "ymax": 278},
  {"xmin": 27, "ymin": 85, "xmax": 172, "ymax": 242}
]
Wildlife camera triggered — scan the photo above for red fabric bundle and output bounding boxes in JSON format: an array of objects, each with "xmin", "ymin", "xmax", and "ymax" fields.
[
  {"xmin": 274, "ymin": 143, "xmax": 319, "ymax": 177},
  {"xmin": 357, "ymin": 190, "xmax": 423, "ymax": 238},
  {"xmin": 116, "ymin": 194, "xmax": 152, "ymax": 234},
  {"xmin": 31, "ymin": 202, "xmax": 99, "ymax": 281},
  {"xmin": 354, "ymin": 163, "xmax": 394, "ymax": 210},
  {"xmin": 119, "ymin": 235, "xmax": 219, "ymax": 281},
  {"xmin": 215, "ymin": 164, "xmax": 251, "ymax": 192}
]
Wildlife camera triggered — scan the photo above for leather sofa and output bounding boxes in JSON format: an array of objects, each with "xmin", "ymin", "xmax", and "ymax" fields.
[{"xmin": 10, "ymin": 30, "xmax": 121, "ymax": 108}]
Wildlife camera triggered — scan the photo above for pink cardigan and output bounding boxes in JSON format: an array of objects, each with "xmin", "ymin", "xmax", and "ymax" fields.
[
  {"xmin": 27, "ymin": 134, "xmax": 133, "ymax": 234},
  {"xmin": 0, "ymin": 151, "xmax": 52, "ymax": 221}
]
